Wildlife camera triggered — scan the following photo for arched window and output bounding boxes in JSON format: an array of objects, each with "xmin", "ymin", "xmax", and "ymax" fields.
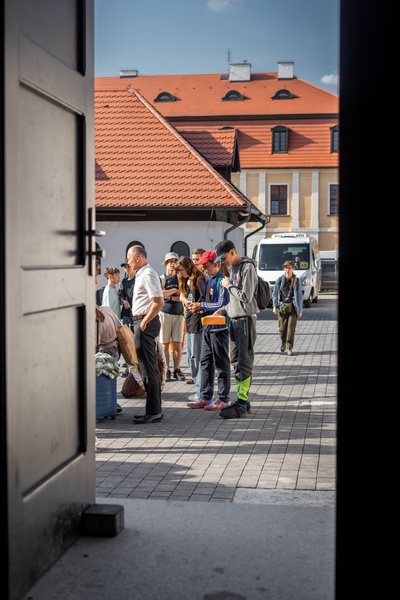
[
  {"xmin": 272, "ymin": 89, "xmax": 297, "ymax": 100},
  {"xmin": 95, "ymin": 242, "xmax": 103, "ymax": 275},
  {"xmin": 171, "ymin": 241, "xmax": 190, "ymax": 258},
  {"xmin": 125, "ymin": 240, "xmax": 145, "ymax": 255},
  {"xmin": 331, "ymin": 125, "xmax": 339, "ymax": 152},
  {"xmin": 154, "ymin": 91, "xmax": 178, "ymax": 102},
  {"xmin": 271, "ymin": 125, "xmax": 290, "ymax": 153},
  {"xmin": 221, "ymin": 90, "xmax": 244, "ymax": 101}
]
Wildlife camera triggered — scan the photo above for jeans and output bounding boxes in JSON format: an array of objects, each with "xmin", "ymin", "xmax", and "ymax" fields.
[
  {"xmin": 199, "ymin": 327, "xmax": 230, "ymax": 403},
  {"xmin": 186, "ymin": 331, "xmax": 203, "ymax": 400}
]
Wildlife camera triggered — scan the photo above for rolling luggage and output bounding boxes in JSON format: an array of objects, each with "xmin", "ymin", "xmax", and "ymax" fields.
[{"xmin": 96, "ymin": 374, "xmax": 117, "ymax": 419}]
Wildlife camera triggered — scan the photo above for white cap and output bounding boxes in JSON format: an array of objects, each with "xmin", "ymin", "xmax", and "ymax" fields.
[{"xmin": 163, "ymin": 252, "xmax": 179, "ymax": 265}]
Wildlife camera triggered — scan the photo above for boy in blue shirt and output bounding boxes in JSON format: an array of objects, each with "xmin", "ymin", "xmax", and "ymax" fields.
[{"xmin": 186, "ymin": 250, "xmax": 231, "ymax": 411}]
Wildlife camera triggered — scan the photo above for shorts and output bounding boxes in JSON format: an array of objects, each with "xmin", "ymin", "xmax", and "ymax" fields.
[{"xmin": 159, "ymin": 312, "xmax": 185, "ymax": 344}]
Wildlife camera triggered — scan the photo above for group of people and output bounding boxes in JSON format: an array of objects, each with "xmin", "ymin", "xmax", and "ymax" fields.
[{"xmin": 96, "ymin": 240, "xmax": 303, "ymax": 425}]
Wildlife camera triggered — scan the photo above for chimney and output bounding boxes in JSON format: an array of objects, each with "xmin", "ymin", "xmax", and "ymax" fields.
[
  {"xmin": 119, "ymin": 69, "xmax": 138, "ymax": 78},
  {"xmin": 229, "ymin": 61, "xmax": 251, "ymax": 82},
  {"xmin": 277, "ymin": 61, "xmax": 294, "ymax": 80}
]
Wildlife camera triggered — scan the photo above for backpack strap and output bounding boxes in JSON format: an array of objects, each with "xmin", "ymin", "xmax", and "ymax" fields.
[{"xmin": 237, "ymin": 259, "xmax": 253, "ymax": 286}]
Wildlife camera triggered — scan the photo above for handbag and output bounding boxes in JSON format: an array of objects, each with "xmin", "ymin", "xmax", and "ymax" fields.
[
  {"xmin": 121, "ymin": 372, "xmax": 145, "ymax": 398},
  {"xmin": 116, "ymin": 324, "xmax": 138, "ymax": 367}
]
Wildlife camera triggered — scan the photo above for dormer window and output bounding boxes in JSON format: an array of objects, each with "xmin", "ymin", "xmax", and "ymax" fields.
[
  {"xmin": 331, "ymin": 125, "xmax": 339, "ymax": 152},
  {"xmin": 154, "ymin": 92, "xmax": 178, "ymax": 102},
  {"xmin": 272, "ymin": 89, "xmax": 297, "ymax": 100},
  {"xmin": 222, "ymin": 90, "xmax": 244, "ymax": 101},
  {"xmin": 272, "ymin": 125, "xmax": 289, "ymax": 153}
]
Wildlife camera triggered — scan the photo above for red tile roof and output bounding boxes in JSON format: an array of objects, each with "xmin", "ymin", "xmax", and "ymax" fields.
[
  {"xmin": 177, "ymin": 127, "xmax": 238, "ymax": 168},
  {"xmin": 95, "ymin": 70, "xmax": 339, "ymax": 169},
  {"xmin": 95, "ymin": 87, "xmax": 262, "ymax": 216},
  {"xmin": 95, "ymin": 72, "xmax": 338, "ymax": 118},
  {"xmin": 174, "ymin": 120, "xmax": 338, "ymax": 169}
]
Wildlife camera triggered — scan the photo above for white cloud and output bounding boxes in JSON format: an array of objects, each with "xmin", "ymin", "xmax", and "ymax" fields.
[
  {"xmin": 207, "ymin": 0, "xmax": 245, "ymax": 13},
  {"xmin": 321, "ymin": 73, "xmax": 339, "ymax": 86}
]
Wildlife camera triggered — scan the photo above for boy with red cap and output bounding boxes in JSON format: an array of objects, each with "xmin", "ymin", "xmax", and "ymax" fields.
[{"xmin": 186, "ymin": 250, "xmax": 231, "ymax": 411}]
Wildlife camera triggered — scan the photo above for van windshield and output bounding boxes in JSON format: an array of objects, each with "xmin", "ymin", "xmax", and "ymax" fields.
[{"xmin": 258, "ymin": 244, "xmax": 310, "ymax": 271}]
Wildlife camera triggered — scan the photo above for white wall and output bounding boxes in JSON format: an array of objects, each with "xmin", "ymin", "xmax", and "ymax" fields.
[{"xmin": 95, "ymin": 219, "xmax": 245, "ymax": 281}]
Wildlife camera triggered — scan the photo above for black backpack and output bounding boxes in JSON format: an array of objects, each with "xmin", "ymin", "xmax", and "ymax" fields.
[{"xmin": 239, "ymin": 261, "xmax": 271, "ymax": 310}]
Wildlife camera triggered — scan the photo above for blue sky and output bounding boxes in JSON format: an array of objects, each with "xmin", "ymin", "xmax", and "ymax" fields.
[{"xmin": 95, "ymin": 0, "xmax": 339, "ymax": 95}]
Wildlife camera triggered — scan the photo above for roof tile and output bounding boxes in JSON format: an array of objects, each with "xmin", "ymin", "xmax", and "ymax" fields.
[{"xmin": 95, "ymin": 88, "xmax": 256, "ymax": 210}]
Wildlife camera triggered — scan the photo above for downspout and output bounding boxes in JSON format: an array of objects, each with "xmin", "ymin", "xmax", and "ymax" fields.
[
  {"xmin": 223, "ymin": 207, "xmax": 269, "ymax": 256},
  {"xmin": 244, "ymin": 213, "xmax": 268, "ymax": 256},
  {"xmin": 223, "ymin": 212, "xmax": 251, "ymax": 256}
]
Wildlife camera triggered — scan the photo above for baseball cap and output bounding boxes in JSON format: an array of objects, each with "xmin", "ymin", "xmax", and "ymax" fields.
[
  {"xmin": 283, "ymin": 260, "xmax": 295, "ymax": 268},
  {"xmin": 120, "ymin": 260, "xmax": 129, "ymax": 267},
  {"xmin": 214, "ymin": 239, "xmax": 235, "ymax": 262},
  {"xmin": 163, "ymin": 252, "xmax": 179, "ymax": 265},
  {"xmin": 196, "ymin": 250, "xmax": 218, "ymax": 265}
]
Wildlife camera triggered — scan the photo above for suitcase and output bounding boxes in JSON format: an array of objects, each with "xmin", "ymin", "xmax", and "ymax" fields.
[{"xmin": 96, "ymin": 374, "xmax": 117, "ymax": 419}]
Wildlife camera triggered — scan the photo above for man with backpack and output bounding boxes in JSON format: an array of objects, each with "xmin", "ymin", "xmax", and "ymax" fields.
[{"xmin": 212, "ymin": 239, "xmax": 259, "ymax": 419}]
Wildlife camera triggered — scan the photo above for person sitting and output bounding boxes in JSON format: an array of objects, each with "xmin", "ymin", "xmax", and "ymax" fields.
[{"xmin": 121, "ymin": 340, "xmax": 167, "ymax": 398}]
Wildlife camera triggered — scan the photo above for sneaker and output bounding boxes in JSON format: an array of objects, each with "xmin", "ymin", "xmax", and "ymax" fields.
[
  {"xmin": 173, "ymin": 368, "xmax": 186, "ymax": 381},
  {"xmin": 287, "ymin": 347, "xmax": 293, "ymax": 356},
  {"xmin": 205, "ymin": 399, "xmax": 227, "ymax": 411},
  {"xmin": 116, "ymin": 403, "xmax": 122, "ymax": 413},
  {"xmin": 186, "ymin": 378, "xmax": 194, "ymax": 384},
  {"xmin": 166, "ymin": 369, "xmax": 172, "ymax": 382},
  {"xmin": 221, "ymin": 400, "xmax": 251, "ymax": 414},
  {"xmin": 187, "ymin": 398, "xmax": 212, "ymax": 409},
  {"xmin": 219, "ymin": 401, "xmax": 247, "ymax": 419},
  {"xmin": 280, "ymin": 343, "xmax": 286, "ymax": 352}
]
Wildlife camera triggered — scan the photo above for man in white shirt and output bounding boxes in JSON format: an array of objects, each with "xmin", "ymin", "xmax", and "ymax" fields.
[{"xmin": 126, "ymin": 245, "xmax": 164, "ymax": 424}]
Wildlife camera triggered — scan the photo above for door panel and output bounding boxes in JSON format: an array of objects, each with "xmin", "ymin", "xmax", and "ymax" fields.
[
  {"xmin": 4, "ymin": 1, "xmax": 95, "ymax": 599},
  {"xmin": 17, "ymin": 89, "xmax": 84, "ymax": 267},
  {"xmin": 18, "ymin": 308, "xmax": 85, "ymax": 487}
]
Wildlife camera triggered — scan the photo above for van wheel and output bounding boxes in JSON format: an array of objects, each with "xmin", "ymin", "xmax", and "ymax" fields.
[
  {"xmin": 304, "ymin": 297, "xmax": 311, "ymax": 308},
  {"xmin": 312, "ymin": 295, "xmax": 318, "ymax": 303}
]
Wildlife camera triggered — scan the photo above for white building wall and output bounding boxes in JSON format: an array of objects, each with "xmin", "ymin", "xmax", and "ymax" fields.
[{"xmin": 95, "ymin": 220, "xmax": 245, "ymax": 279}]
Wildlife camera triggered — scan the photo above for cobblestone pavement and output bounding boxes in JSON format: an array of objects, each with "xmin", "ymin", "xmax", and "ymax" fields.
[{"xmin": 95, "ymin": 294, "xmax": 337, "ymax": 502}]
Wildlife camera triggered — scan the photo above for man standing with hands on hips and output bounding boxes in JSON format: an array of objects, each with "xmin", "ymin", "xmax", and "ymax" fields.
[
  {"xmin": 213, "ymin": 239, "xmax": 259, "ymax": 419},
  {"xmin": 126, "ymin": 245, "xmax": 164, "ymax": 424}
]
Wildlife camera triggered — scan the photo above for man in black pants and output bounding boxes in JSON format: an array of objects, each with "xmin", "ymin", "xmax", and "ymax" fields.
[
  {"xmin": 213, "ymin": 240, "xmax": 259, "ymax": 419},
  {"xmin": 126, "ymin": 245, "xmax": 164, "ymax": 424}
]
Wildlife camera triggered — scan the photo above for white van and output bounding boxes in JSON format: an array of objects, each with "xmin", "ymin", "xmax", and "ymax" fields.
[
  {"xmin": 252, "ymin": 233, "xmax": 322, "ymax": 308},
  {"xmin": 320, "ymin": 250, "xmax": 338, "ymax": 292}
]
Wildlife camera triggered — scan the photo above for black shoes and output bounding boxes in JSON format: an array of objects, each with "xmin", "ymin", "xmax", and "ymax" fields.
[
  {"xmin": 116, "ymin": 403, "xmax": 122, "ymax": 413},
  {"xmin": 133, "ymin": 412, "xmax": 164, "ymax": 424},
  {"xmin": 173, "ymin": 368, "xmax": 186, "ymax": 381},
  {"xmin": 166, "ymin": 368, "xmax": 186, "ymax": 381},
  {"xmin": 219, "ymin": 401, "xmax": 248, "ymax": 419},
  {"xmin": 280, "ymin": 342, "xmax": 285, "ymax": 352}
]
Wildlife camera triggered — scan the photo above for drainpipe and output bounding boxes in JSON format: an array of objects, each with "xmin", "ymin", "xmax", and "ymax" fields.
[
  {"xmin": 244, "ymin": 214, "xmax": 268, "ymax": 256},
  {"xmin": 223, "ymin": 213, "xmax": 251, "ymax": 256},
  {"xmin": 223, "ymin": 209, "xmax": 269, "ymax": 256}
]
